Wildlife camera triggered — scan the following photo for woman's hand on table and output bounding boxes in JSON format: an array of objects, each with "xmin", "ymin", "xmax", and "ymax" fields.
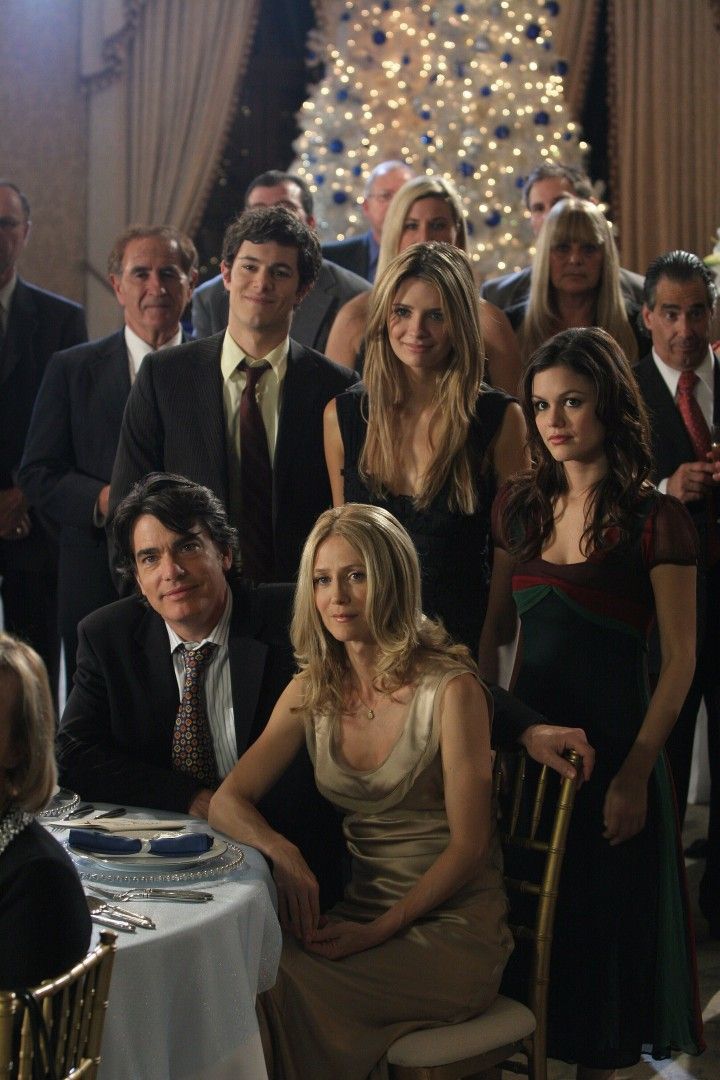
[
  {"xmin": 271, "ymin": 842, "xmax": 320, "ymax": 943},
  {"xmin": 304, "ymin": 917, "xmax": 391, "ymax": 960}
]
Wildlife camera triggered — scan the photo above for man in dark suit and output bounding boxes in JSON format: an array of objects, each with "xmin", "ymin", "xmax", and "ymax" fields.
[
  {"xmin": 192, "ymin": 170, "xmax": 369, "ymax": 352},
  {"xmin": 0, "ymin": 180, "xmax": 87, "ymax": 688},
  {"xmin": 19, "ymin": 226, "xmax": 198, "ymax": 684},
  {"xmin": 110, "ymin": 206, "xmax": 358, "ymax": 582},
  {"xmin": 321, "ymin": 160, "xmax": 414, "ymax": 283},
  {"xmin": 480, "ymin": 162, "xmax": 644, "ymax": 310},
  {"xmin": 57, "ymin": 473, "xmax": 344, "ymax": 902},
  {"xmin": 635, "ymin": 249, "xmax": 720, "ymax": 935}
]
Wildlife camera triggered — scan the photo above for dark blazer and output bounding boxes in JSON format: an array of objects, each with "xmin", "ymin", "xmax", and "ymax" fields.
[
  {"xmin": 0, "ymin": 821, "xmax": 91, "ymax": 990},
  {"xmin": 0, "ymin": 278, "xmax": 87, "ymax": 573},
  {"xmin": 18, "ymin": 331, "xmax": 129, "ymax": 653},
  {"xmin": 108, "ymin": 335, "xmax": 358, "ymax": 580},
  {"xmin": 481, "ymin": 263, "xmax": 646, "ymax": 312},
  {"xmin": 57, "ymin": 586, "xmax": 345, "ymax": 901},
  {"xmin": 321, "ymin": 232, "xmax": 374, "ymax": 282},
  {"xmin": 192, "ymin": 259, "xmax": 369, "ymax": 353}
]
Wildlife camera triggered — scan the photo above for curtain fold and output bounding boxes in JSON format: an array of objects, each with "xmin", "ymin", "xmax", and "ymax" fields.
[
  {"xmin": 609, "ymin": 0, "xmax": 720, "ymax": 275},
  {"xmin": 552, "ymin": 0, "xmax": 600, "ymax": 122}
]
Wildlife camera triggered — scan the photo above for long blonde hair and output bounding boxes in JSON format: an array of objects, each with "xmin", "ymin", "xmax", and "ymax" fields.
[
  {"xmin": 0, "ymin": 633, "xmax": 57, "ymax": 815},
  {"xmin": 376, "ymin": 175, "xmax": 468, "ymax": 281},
  {"xmin": 520, "ymin": 197, "xmax": 638, "ymax": 364},
  {"xmin": 291, "ymin": 505, "xmax": 475, "ymax": 720},
  {"xmin": 360, "ymin": 243, "xmax": 485, "ymax": 514}
]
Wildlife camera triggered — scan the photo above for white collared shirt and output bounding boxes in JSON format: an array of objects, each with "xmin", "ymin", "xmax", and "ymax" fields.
[
  {"xmin": 124, "ymin": 324, "xmax": 183, "ymax": 383},
  {"xmin": 165, "ymin": 589, "xmax": 237, "ymax": 779},
  {"xmin": 652, "ymin": 347, "xmax": 715, "ymax": 492}
]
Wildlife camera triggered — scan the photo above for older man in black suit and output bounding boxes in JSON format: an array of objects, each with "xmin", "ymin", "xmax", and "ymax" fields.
[
  {"xmin": 635, "ymin": 250, "xmax": 720, "ymax": 936},
  {"xmin": 19, "ymin": 225, "xmax": 197, "ymax": 684},
  {"xmin": 0, "ymin": 180, "xmax": 87, "ymax": 687},
  {"xmin": 57, "ymin": 474, "xmax": 344, "ymax": 903},
  {"xmin": 110, "ymin": 207, "xmax": 358, "ymax": 583}
]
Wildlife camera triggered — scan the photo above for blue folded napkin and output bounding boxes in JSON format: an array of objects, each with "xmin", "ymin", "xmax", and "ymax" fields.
[{"xmin": 69, "ymin": 829, "xmax": 214, "ymax": 857}]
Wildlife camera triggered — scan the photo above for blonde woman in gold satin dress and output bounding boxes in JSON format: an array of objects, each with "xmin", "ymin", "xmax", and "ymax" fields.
[{"xmin": 210, "ymin": 504, "xmax": 513, "ymax": 1080}]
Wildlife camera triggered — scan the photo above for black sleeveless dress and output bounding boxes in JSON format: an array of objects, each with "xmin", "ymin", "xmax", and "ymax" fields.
[{"xmin": 335, "ymin": 382, "xmax": 513, "ymax": 652}]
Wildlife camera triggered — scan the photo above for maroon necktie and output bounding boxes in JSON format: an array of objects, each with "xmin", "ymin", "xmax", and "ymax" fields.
[
  {"xmin": 239, "ymin": 359, "xmax": 274, "ymax": 581},
  {"xmin": 676, "ymin": 369, "xmax": 720, "ymax": 565},
  {"xmin": 172, "ymin": 642, "xmax": 219, "ymax": 789}
]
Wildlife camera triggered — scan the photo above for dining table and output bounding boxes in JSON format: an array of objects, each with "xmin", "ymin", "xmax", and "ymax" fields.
[{"xmin": 42, "ymin": 799, "xmax": 282, "ymax": 1080}]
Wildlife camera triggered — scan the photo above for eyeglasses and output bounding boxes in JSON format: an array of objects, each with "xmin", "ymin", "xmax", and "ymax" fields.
[{"xmin": 366, "ymin": 191, "xmax": 396, "ymax": 203}]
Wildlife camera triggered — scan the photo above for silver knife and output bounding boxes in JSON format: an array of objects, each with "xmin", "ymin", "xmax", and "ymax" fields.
[{"xmin": 91, "ymin": 912, "xmax": 136, "ymax": 933}]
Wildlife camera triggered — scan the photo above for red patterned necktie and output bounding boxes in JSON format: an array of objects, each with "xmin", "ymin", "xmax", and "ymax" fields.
[
  {"xmin": 676, "ymin": 368, "xmax": 720, "ymax": 565},
  {"xmin": 172, "ymin": 642, "xmax": 219, "ymax": 788},
  {"xmin": 239, "ymin": 359, "xmax": 274, "ymax": 582}
]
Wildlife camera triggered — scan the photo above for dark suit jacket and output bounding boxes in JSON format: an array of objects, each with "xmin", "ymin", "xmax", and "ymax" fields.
[
  {"xmin": 321, "ymin": 232, "xmax": 374, "ymax": 282},
  {"xmin": 57, "ymin": 586, "xmax": 345, "ymax": 900},
  {"xmin": 0, "ymin": 821, "xmax": 91, "ymax": 990},
  {"xmin": 191, "ymin": 259, "xmax": 369, "ymax": 353},
  {"xmin": 108, "ymin": 336, "xmax": 358, "ymax": 580},
  {"xmin": 481, "ymin": 263, "xmax": 646, "ymax": 312},
  {"xmin": 18, "ymin": 331, "xmax": 129, "ymax": 640},
  {"xmin": 0, "ymin": 278, "xmax": 87, "ymax": 573}
]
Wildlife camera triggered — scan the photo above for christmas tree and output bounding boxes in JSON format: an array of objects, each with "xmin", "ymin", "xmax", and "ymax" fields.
[{"xmin": 292, "ymin": 0, "xmax": 587, "ymax": 280}]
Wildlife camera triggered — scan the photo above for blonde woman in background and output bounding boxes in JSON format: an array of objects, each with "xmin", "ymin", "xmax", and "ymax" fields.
[
  {"xmin": 507, "ymin": 197, "xmax": 642, "ymax": 366},
  {"xmin": 325, "ymin": 175, "xmax": 522, "ymax": 394}
]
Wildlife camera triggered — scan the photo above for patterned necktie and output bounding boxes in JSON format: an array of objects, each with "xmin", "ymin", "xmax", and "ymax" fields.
[
  {"xmin": 676, "ymin": 368, "xmax": 720, "ymax": 565},
  {"xmin": 172, "ymin": 642, "xmax": 219, "ymax": 789},
  {"xmin": 239, "ymin": 359, "xmax": 274, "ymax": 582},
  {"xmin": 676, "ymin": 369, "xmax": 711, "ymax": 459}
]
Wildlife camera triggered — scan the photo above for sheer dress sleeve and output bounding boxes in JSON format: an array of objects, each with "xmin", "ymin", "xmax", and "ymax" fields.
[{"xmin": 641, "ymin": 493, "xmax": 699, "ymax": 570}]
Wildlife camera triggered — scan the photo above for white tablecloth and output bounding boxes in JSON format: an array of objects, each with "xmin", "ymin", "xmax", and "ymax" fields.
[{"xmin": 61, "ymin": 811, "xmax": 281, "ymax": 1080}]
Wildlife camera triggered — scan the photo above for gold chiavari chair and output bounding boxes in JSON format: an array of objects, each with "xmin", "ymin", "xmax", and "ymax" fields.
[
  {"xmin": 0, "ymin": 930, "xmax": 117, "ymax": 1080},
  {"xmin": 386, "ymin": 748, "xmax": 580, "ymax": 1080}
]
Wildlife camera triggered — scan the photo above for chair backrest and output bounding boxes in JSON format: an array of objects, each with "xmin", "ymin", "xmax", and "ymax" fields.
[
  {"xmin": 493, "ymin": 748, "xmax": 579, "ymax": 1072},
  {"xmin": 0, "ymin": 930, "xmax": 117, "ymax": 1080}
]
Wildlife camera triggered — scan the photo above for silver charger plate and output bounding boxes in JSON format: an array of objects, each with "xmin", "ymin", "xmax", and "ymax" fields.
[
  {"xmin": 74, "ymin": 839, "xmax": 246, "ymax": 885},
  {"xmin": 69, "ymin": 836, "xmax": 227, "ymax": 872},
  {"xmin": 39, "ymin": 788, "xmax": 80, "ymax": 819}
]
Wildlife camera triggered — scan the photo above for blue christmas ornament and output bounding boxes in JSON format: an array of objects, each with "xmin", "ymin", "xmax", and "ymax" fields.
[
  {"xmin": 459, "ymin": 161, "xmax": 474, "ymax": 177},
  {"xmin": 333, "ymin": 191, "xmax": 348, "ymax": 205},
  {"xmin": 314, "ymin": 174, "xmax": 324, "ymax": 184},
  {"xmin": 372, "ymin": 30, "xmax": 387, "ymax": 45},
  {"xmin": 545, "ymin": 1, "xmax": 560, "ymax": 14},
  {"xmin": 501, "ymin": 52, "xmax": 513, "ymax": 63},
  {"xmin": 456, "ymin": 62, "xmax": 465, "ymax": 77},
  {"xmin": 485, "ymin": 210, "xmax": 501, "ymax": 227},
  {"xmin": 480, "ymin": 85, "xmax": 492, "ymax": 97},
  {"xmin": 336, "ymin": 89, "xmax": 349, "ymax": 102},
  {"xmin": 420, "ymin": 133, "xmax": 434, "ymax": 145},
  {"xmin": 341, "ymin": 10, "xmax": 350, "ymax": 20},
  {"xmin": 455, "ymin": 3, "xmax": 466, "ymax": 12},
  {"xmin": 382, "ymin": 0, "xmax": 392, "ymax": 8},
  {"xmin": 494, "ymin": 125, "xmax": 510, "ymax": 139},
  {"xmin": 526, "ymin": 23, "xmax": 541, "ymax": 39},
  {"xmin": 420, "ymin": 108, "xmax": 432, "ymax": 120},
  {"xmin": 554, "ymin": 59, "xmax": 569, "ymax": 75},
  {"xmin": 534, "ymin": 111, "xmax": 550, "ymax": 125},
  {"xmin": 562, "ymin": 131, "xmax": 573, "ymax": 140},
  {"xmin": 329, "ymin": 139, "xmax": 344, "ymax": 153},
  {"xmin": 352, "ymin": 165, "xmax": 362, "ymax": 176},
  {"xmin": 515, "ymin": 177, "xmax": 526, "ymax": 188},
  {"xmin": 466, "ymin": 220, "xmax": 475, "ymax": 236}
]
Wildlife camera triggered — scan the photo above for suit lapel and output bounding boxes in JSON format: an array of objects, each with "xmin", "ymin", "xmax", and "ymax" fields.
[
  {"xmin": 134, "ymin": 605, "xmax": 181, "ymax": 729},
  {"xmin": 636, "ymin": 354, "xmax": 695, "ymax": 461},
  {"xmin": 228, "ymin": 599, "xmax": 268, "ymax": 754},
  {"xmin": 2, "ymin": 279, "xmax": 37, "ymax": 385},
  {"xmin": 87, "ymin": 332, "xmax": 132, "ymax": 429}
]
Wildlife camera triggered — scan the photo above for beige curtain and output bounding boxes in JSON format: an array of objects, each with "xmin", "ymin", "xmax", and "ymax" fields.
[
  {"xmin": 609, "ymin": 0, "xmax": 720, "ymax": 275},
  {"xmin": 552, "ymin": 0, "xmax": 599, "ymax": 122},
  {"xmin": 83, "ymin": 0, "xmax": 259, "ymax": 336}
]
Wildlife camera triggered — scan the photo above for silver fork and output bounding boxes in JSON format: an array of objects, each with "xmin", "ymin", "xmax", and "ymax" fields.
[{"xmin": 89, "ymin": 885, "xmax": 214, "ymax": 903}]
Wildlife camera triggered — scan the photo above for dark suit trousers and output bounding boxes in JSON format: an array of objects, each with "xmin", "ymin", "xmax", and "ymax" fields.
[{"xmin": 1, "ymin": 558, "xmax": 59, "ymax": 699}]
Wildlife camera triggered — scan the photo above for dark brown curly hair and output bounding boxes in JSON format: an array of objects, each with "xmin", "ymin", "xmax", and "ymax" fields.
[{"xmin": 500, "ymin": 327, "xmax": 654, "ymax": 560}]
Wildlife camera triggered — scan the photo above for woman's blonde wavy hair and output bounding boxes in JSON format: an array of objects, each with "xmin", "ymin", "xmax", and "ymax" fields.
[
  {"xmin": 291, "ymin": 504, "xmax": 475, "ymax": 721},
  {"xmin": 520, "ymin": 197, "xmax": 638, "ymax": 365},
  {"xmin": 0, "ymin": 633, "xmax": 57, "ymax": 814},
  {"xmin": 376, "ymin": 174, "xmax": 468, "ymax": 281},
  {"xmin": 361, "ymin": 242, "xmax": 485, "ymax": 514}
]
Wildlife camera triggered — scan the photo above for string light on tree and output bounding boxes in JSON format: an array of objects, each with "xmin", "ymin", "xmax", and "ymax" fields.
[{"xmin": 292, "ymin": 0, "xmax": 587, "ymax": 280}]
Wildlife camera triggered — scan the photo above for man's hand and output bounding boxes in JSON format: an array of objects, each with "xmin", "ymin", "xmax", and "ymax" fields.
[
  {"xmin": 519, "ymin": 724, "xmax": 595, "ymax": 785},
  {"xmin": 97, "ymin": 484, "xmax": 111, "ymax": 520},
  {"xmin": 0, "ymin": 487, "xmax": 29, "ymax": 538},
  {"xmin": 188, "ymin": 788, "xmax": 213, "ymax": 819},
  {"xmin": 666, "ymin": 461, "xmax": 718, "ymax": 502}
]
